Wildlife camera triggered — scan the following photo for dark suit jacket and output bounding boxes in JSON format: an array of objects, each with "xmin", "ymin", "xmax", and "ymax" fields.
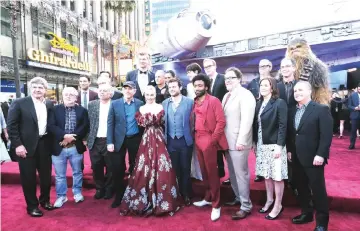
[
  {"xmin": 107, "ymin": 98, "xmax": 144, "ymax": 152},
  {"xmin": 210, "ymin": 73, "xmax": 227, "ymax": 101},
  {"xmin": 7, "ymin": 97, "xmax": 54, "ymax": 157},
  {"xmin": 287, "ymin": 101, "xmax": 333, "ymax": 167},
  {"xmin": 163, "ymin": 96, "xmax": 194, "ymax": 146},
  {"xmin": 277, "ymin": 80, "xmax": 298, "ymax": 109},
  {"xmin": 348, "ymin": 92, "xmax": 360, "ymax": 120},
  {"xmin": 47, "ymin": 104, "xmax": 89, "ymax": 156},
  {"xmin": 76, "ymin": 89, "xmax": 97, "ymax": 106},
  {"xmin": 247, "ymin": 77, "xmax": 260, "ymax": 100},
  {"xmin": 126, "ymin": 70, "xmax": 156, "ymax": 100},
  {"xmin": 192, "ymin": 94, "xmax": 228, "ymax": 150},
  {"xmin": 253, "ymin": 98, "xmax": 287, "ymax": 146}
]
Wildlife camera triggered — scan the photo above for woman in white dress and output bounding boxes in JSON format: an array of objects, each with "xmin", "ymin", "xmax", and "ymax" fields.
[
  {"xmin": 185, "ymin": 63, "xmax": 203, "ymax": 180},
  {"xmin": 253, "ymin": 77, "xmax": 288, "ymax": 220},
  {"xmin": 0, "ymin": 108, "xmax": 11, "ymax": 164}
]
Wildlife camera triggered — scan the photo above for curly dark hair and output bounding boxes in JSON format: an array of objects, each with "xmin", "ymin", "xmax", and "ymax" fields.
[{"xmin": 191, "ymin": 73, "xmax": 211, "ymax": 93}]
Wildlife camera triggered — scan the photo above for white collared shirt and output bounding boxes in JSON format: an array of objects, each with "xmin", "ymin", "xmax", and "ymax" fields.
[
  {"xmin": 210, "ymin": 72, "xmax": 218, "ymax": 92},
  {"xmin": 32, "ymin": 97, "xmax": 47, "ymax": 136},
  {"xmin": 187, "ymin": 83, "xmax": 195, "ymax": 99},
  {"xmin": 138, "ymin": 70, "xmax": 148, "ymax": 95},
  {"xmin": 80, "ymin": 89, "xmax": 90, "ymax": 108},
  {"xmin": 97, "ymin": 101, "xmax": 111, "ymax": 137}
]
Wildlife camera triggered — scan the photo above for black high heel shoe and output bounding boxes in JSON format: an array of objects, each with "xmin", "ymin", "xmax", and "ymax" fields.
[
  {"xmin": 265, "ymin": 206, "xmax": 284, "ymax": 220},
  {"xmin": 258, "ymin": 201, "xmax": 274, "ymax": 213}
]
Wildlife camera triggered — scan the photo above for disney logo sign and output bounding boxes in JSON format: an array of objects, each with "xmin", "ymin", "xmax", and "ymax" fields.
[{"xmin": 47, "ymin": 32, "xmax": 80, "ymax": 56}]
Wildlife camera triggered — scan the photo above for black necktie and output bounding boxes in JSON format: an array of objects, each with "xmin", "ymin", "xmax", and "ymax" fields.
[{"xmin": 140, "ymin": 71, "xmax": 147, "ymax": 74}]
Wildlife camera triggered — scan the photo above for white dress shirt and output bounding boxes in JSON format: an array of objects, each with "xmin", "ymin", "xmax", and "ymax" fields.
[
  {"xmin": 187, "ymin": 83, "xmax": 196, "ymax": 99},
  {"xmin": 138, "ymin": 71, "xmax": 148, "ymax": 95},
  {"xmin": 210, "ymin": 72, "xmax": 218, "ymax": 93},
  {"xmin": 96, "ymin": 101, "xmax": 111, "ymax": 137},
  {"xmin": 32, "ymin": 97, "xmax": 47, "ymax": 136}
]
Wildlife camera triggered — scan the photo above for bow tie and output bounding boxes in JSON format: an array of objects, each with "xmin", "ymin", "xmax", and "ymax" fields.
[{"xmin": 140, "ymin": 71, "xmax": 147, "ymax": 75}]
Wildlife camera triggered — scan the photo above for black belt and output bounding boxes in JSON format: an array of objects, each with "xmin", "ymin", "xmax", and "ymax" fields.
[
  {"xmin": 126, "ymin": 133, "xmax": 139, "ymax": 139},
  {"xmin": 96, "ymin": 137, "xmax": 107, "ymax": 140},
  {"xmin": 39, "ymin": 134, "xmax": 48, "ymax": 139}
]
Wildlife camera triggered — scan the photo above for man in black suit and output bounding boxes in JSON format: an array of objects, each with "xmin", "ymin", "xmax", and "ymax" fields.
[
  {"xmin": 7, "ymin": 77, "xmax": 55, "ymax": 217},
  {"xmin": 277, "ymin": 58, "xmax": 298, "ymax": 190},
  {"xmin": 125, "ymin": 53, "xmax": 156, "ymax": 100},
  {"xmin": 348, "ymin": 83, "xmax": 360, "ymax": 149},
  {"xmin": 287, "ymin": 81, "xmax": 332, "ymax": 231},
  {"xmin": 203, "ymin": 58, "xmax": 228, "ymax": 179}
]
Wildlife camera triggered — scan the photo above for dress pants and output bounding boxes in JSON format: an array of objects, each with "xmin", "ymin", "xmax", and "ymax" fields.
[
  {"xmin": 350, "ymin": 119, "xmax": 360, "ymax": 146},
  {"xmin": 109, "ymin": 134, "xmax": 141, "ymax": 200},
  {"xmin": 18, "ymin": 136, "xmax": 52, "ymax": 211},
  {"xmin": 293, "ymin": 156, "xmax": 329, "ymax": 228},
  {"xmin": 89, "ymin": 138, "xmax": 113, "ymax": 192},
  {"xmin": 167, "ymin": 136, "xmax": 193, "ymax": 198},
  {"xmin": 195, "ymin": 131, "xmax": 220, "ymax": 208},
  {"xmin": 226, "ymin": 149, "xmax": 252, "ymax": 212}
]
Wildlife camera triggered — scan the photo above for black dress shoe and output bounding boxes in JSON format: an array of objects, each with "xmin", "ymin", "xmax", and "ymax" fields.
[
  {"xmin": 184, "ymin": 197, "xmax": 191, "ymax": 206},
  {"xmin": 348, "ymin": 145, "xmax": 355, "ymax": 150},
  {"xmin": 104, "ymin": 190, "xmax": 113, "ymax": 200},
  {"xmin": 27, "ymin": 208, "xmax": 43, "ymax": 217},
  {"xmin": 40, "ymin": 202, "xmax": 55, "ymax": 211},
  {"xmin": 94, "ymin": 190, "xmax": 105, "ymax": 199},
  {"xmin": 111, "ymin": 197, "xmax": 122, "ymax": 208},
  {"xmin": 258, "ymin": 201, "xmax": 274, "ymax": 213},
  {"xmin": 222, "ymin": 179, "xmax": 231, "ymax": 185},
  {"xmin": 292, "ymin": 213, "xmax": 314, "ymax": 224},
  {"xmin": 225, "ymin": 199, "xmax": 240, "ymax": 206},
  {"xmin": 254, "ymin": 176, "xmax": 264, "ymax": 182},
  {"xmin": 265, "ymin": 207, "xmax": 284, "ymax": 220},
  {"xmin": 314, "ymin": 226, "xmax": 327, "ymax": 231}
]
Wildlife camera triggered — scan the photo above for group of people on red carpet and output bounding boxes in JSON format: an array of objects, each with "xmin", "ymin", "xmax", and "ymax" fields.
[{"xmin": 3, "ymin": 38, "xmax": 348, "ymax": 231}]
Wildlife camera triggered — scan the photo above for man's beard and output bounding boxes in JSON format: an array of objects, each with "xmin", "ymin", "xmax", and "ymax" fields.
[
  {"xmin": 195, "ymin": 89, "xmax": 206, "ymax": 98},
  {"xmin": 170, "ymin": 91, "xmax": 180, "ymax": 97}
]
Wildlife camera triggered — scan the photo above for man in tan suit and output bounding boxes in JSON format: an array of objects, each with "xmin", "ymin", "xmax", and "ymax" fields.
[{"xmin": 222, "ymin": 67, "xmax": 256, "ymax": 220}]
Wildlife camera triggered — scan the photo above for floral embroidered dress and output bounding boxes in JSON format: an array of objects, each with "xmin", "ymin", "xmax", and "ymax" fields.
[{"xmin": 120, "ymin": 110, "xmax": 182, "ymax": 216}]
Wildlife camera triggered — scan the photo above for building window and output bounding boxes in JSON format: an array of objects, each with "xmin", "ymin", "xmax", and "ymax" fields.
[
  {"xmin": 105, "ymin": 9, "xmax": 109, "ymax": 30},
  {"xmin": 38, "ymin": 21, "xmax": 53, "ymax": 39},
  {"xmin": 89, "ymin": 1, "xmax": 93, "ymax": 21},
  {"xmin": 70, "ymin": 0, "xmax": 75, "ymax": 11},
  {"xmin": 31, "ymin": 7, "xmax": 38, "ymax": 35},
  {"xmin": 1, "ymin": 7, "xmax": 10, "ymax": 37},
  {"xmin": 60, "ymin": 20, "xmax": 66, "ymax": 39},
  {"xmin": 61, "ymin": 1, "xmax": 66, "ymax": 6},
  {"xmin": 83, "ymin": 0, "xmax": 86, "ymax": 18},
  {"xmin": 67, "ymin": 33, "xmax": 78, "ymax": 47},
  {"xmin": 100, "ymin": 2, "xmax": 103, "ymax": 27},
  {"xmin": 83, "ymin": 31, "xmax": 88, "ymax": 61}
]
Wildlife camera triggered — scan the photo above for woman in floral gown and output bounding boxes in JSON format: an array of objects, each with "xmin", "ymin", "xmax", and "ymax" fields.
[{"xmin": 120, "ymin": 86, "xmax": 182, "ymax": 216}]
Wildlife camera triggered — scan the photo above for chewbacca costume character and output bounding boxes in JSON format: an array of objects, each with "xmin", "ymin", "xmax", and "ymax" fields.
[{"xmin": 286, "ymin": 38, "xmax": 330, "ymax": 105}]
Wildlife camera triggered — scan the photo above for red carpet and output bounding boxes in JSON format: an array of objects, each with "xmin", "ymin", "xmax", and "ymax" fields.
[
  {"xmin": 2, "ymin": 185, "xmax": 360, "ymax": 231},
  {"xmin": 1, "ymin": 136, "xmax": 360, "ymax": 230}
]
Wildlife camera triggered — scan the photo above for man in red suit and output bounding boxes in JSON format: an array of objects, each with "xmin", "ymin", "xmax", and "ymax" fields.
[
  {"xmin": 192, "ymin": 73, "xmax": 228, "ymax": 222},
  {"xmin": 77, "ymin": 76, "xmax": 97, "ymax": 109}
]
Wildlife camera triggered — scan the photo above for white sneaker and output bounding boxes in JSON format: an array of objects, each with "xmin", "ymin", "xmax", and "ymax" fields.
[
  {"xmin": 211, "ymin": 207, "xmax": 221, "ymax": 221},
  {"xmin": 54, "ymin": 196, "xmax": 68, "ymax": 208},
  {"xmin": 193, "ymin": 200, "xmax": 212, "ymax": 207},
  {"xmin": 74, "ymin": 194, "xmax": 84, "ymax": 203}
]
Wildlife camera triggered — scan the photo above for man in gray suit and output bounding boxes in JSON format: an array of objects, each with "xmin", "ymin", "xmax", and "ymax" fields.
[
  {"xmin": 87, "ymin": 84, "xmax": 114, "ymax": 201},
  {"xmin": 162, "ymin": 78, "xmax": 194, "ymax": 206},
  {"xmin": 222, "ymin": 67, "xmax": 256, "ymax": 220}
]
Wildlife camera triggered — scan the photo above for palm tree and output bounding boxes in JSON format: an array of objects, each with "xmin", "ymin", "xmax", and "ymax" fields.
[{"xmin": 105, "ymin": 0, "xmax": 136, "ymax": 42}]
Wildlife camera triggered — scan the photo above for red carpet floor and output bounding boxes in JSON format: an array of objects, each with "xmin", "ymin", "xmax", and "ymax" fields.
[
  {"xmin": 1, "ymin": 136, "xmax": 360, "ymax": 230},
  {"xmin": 2, "ymin": 185, "xmax": 360, "ymax": 231}
]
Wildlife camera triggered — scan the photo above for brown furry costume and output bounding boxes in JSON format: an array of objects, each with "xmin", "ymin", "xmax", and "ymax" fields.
[{"xmin": 285, "ymin": 38, "xmax": 330, "ymax": 105}]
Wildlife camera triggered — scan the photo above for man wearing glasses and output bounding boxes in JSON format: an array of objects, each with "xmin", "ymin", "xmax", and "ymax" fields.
[
  {"xmin": 222, "ymin": 67, "xmax": 255, "ymax": 219},
  {"xmin": 247, "ymin": 59, "xmax": 273, "ymax": 182},
  {"xmin": 203, "ymin": 59, "xmax": 228, "ymax": 180}
]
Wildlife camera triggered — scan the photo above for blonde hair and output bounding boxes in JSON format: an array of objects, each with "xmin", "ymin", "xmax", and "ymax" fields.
[
  {"xmin": 29, "ymin": 77, "xmax": 48, "ymax": 89},
  {"xmin": 144, "ymin": 85, "xmax": 156, "ymax": 95}
]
